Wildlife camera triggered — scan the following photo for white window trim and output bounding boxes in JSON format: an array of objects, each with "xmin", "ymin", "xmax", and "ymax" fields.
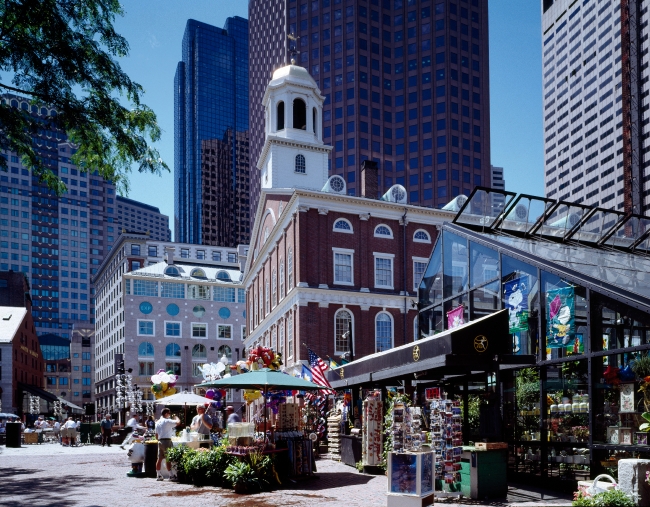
[
  {"xmin": 191, "ymin": 344, "xmax": 208, "ymax": 361},
  {"xmin": 191, "ymin": 322, "xmax": 208, "ymax": 339},
  {"xmin": 137, "ymin": 319, "xmax": 155, "ymax": 337},
  {"xmin": 334, "ymin": 308, "xmax": 355, "ymax": 356},
  {"xmin": 413, "ymin": 228, "xmax": 432, "ymax": 243},
  {"xmin": 333, "ymin": 218, "xmax": 354, "ymax": 234},
  {"xmin": 373, "ymin": 252, "xmax": 395, "ymax": 289},
  {"xmin": 217, "ymin": 323, "xmax": 234, "ymax": 340},
  {"xmin": 375, "ymin": 311, "xmax": 394, "ymax": 353},
  {"xmin": 413, "ymin": 256, "xmax": 429, "ymax": 292},
  {"xmin": 374, "ymin": 223, "xmax": 394, "ymax": 238},
  {"xmin": 332, "ymin": 247, "xmax": 355, "ymax": 286},
  {"xmin": 164, "ymin": 320, "xmax": 182, "ymax": 338}
]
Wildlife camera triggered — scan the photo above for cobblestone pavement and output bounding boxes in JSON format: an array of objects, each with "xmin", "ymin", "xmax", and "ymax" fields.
[{"xmin": 0, "ymin": 445, "xmax": 572, "ymax": 507}]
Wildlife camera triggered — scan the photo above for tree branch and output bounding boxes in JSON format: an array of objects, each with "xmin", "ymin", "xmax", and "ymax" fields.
[{"xmin": 0, "ymin": 82, "xmax": 46, "ymax": 98}]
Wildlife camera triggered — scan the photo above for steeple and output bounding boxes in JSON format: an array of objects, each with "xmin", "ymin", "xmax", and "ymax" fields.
[{"xmin": 257, "ymin": 64, "xmax": 332, "ymax": 192}]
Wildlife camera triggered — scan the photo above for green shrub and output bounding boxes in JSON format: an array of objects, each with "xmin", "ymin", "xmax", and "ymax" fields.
[
  {"xmin": 182, "ymin": 446, "xmax": 233, "ymax": 487},
  {"xmin": 572, "ymin": 488, "xmax": 634, "ymax": 507},
  {"xmin": 165, "ymin": 445, "xmax": 193, "ymax": 484},
  {"xmin": 224, "ymin": 461, "xmax": 262, "ymax": 494}
]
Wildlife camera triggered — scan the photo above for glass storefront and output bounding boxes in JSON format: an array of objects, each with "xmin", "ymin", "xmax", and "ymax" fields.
[{"xmin": 418, "ymin": 188, "xmax": 650, "ymax": 488}]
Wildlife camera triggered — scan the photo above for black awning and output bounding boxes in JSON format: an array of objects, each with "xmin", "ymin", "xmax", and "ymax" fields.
[
  {"xmin": 328, "ymin": 310, "xmax": 533, "ymax": 389},
  {"xmin": 18, "ymin": 382, "xmax": 58, "ymax": 403}
]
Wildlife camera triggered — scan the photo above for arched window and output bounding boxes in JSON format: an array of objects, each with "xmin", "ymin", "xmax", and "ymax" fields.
[
  {"xmin": 138, "ymin": 342, "xmax": 154, "ymax": 357},
  {"xmin": 218, "ymin": 345, "xmax": 232, "ymax": 362},
  {"xmin": 375, "ymin": 313, "xmax": 393, "ymax": 352},
  {"xmin": 272, "ymin": 269, "xmax": 277, "ymax": 307},
  {"xmin": 216, "ymin": 270, "xmax": 231, "ymax": 281},
  {"xmin": 279, "ymin": 261, "xmax": 285, "ymax": 300},
  {"xmin": 165, "ymin": 343, "xmax": 181, "ymax": 358},
  {"xmin": 374, "ymin": 224, "xmax": 393, "ymax": 238},
  {"xmin": 192, "ymin": 344, "xmax": 207, "ymax": 358},
  {"xmin": 335, "ymin": 309, "xmax": 353, "ymax": 354},
  {"xmin": 293, "ymin": 98, "xmax": 306, "ymax": 129},
  {"xmin": 164, "ymin": 265, "xmax": 180, "ymax": 276},
  {"xmin": 333, "ymin": 219, "xmax": 353, "ymax": 233},
  {"xmin": 413, "ymin": 229, "xmax": 431, "ymax": 243},
  {"xmin": 288, "ymin": 248, "xmax": 294, "ymax": 289},
  {"xmin": 190, "ymin": 268, "xmax": 206, "ymax": 278},
  {"xmin": 277, "ymin": 100, "xmax": 285, "ymax": 130},
  {"xmin": 312, "ymin": 107, "xmax": 317, "ymax": 134},
  {"xmin": 295, "ymin": 154, "xmax": 306, "ymax": 174}
]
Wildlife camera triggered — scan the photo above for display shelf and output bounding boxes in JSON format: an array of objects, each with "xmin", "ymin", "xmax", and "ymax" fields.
[
  {"xmin": 361, "ymin": 396, "xmax": 383, "ymax": 466},
  {"xmin": 430, "ymin": 392, "xmax": 463, "ymax": 496}
]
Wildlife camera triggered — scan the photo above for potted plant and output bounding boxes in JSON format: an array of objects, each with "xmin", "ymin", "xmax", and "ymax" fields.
[{"xmin": 224, "ymin": 461, "xmax": 262, "ymax": 494}]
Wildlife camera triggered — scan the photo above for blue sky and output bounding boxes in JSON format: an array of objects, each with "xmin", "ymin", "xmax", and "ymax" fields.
[{"xmin": 114, "ymin": 0, "xmax": 543, "ymax": 236}]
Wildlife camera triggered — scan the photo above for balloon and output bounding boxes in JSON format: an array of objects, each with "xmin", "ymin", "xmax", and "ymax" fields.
[
  {"xmin": 216, "ymin": 362, "xmax": 226, "ymax": 374},
  {"xmin": 151, "ymin": 375, "xmax": 161, "ymax": 384},
  {"xmin": 210, "ymin": 401, "xmax": 220, "ymax": 409},
  {"xmin": 161, "ymin": 382, "xmax": 168, "ymax": 392},
  {"xmin": 151, "ymin": 384, "xmax": 162, "ymax": 393},
  {"xmin": 165, "ymin": 387, "xmax": 177, "ymax": 396},
  {"xmin": 160, "ymin": 373, "xmax": 171, "ymax": 384},
  {"xmin": 205, "ymin": 389, "xmax": 215, "ymax": 399},
  {"xmin": 213, "ymin": 390, "xmax": 222, "ymax": 401},
  {"xmin": 215, "ymin": 401, "xmax": 222, "ymax": 410}
]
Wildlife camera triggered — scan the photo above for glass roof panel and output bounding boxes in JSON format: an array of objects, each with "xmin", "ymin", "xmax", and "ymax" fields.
[
  {"xmin": 569, "ymin": 208, "xmax": 624, "ymax": 244},
  {"xmin": 453, "ymin": 188, "xmax": 516, "ymax": 230},
  {"xmin": 602, "ymin": 215, "xmax": 650, "ymax": 249},
  {"xmin": 497, "ymin": 195, "xmax": 554, "ymax": 234},
  {"xmin": 477, "ymin": 231, "xmax": 650, "ymax": 302},
  {"xmin": 535, "ymin": 203, "xmax": 587, "ymax": 239}
]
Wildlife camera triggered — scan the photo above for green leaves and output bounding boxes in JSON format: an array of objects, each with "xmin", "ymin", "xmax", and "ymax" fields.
[{"xmin": 0, "ymin": 0, "xmax": 168, "ymax": 194}]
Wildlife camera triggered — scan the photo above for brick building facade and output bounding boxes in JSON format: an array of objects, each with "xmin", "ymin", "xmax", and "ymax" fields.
[{"xmin": 243, "ymin": 63, "xmax": 454, "ymax": 372}]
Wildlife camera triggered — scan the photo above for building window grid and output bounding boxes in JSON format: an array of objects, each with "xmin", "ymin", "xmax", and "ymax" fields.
[
  {"xmin": 333, "ymin": 250, "xmax": 353, "ymax": 285},
  {"xmin": 217, "ymin": 324, "xmax": 232, "ymax": 340},
  {"xmin": 374, "ymin": 255, "xmax": 394, "ymax": 289},
  {"xmin": 335, "ymin": 309, "xmax": 352, "ymax": 354},
  {"xmin": 133, "ymin": 279, "xmax": 158, "ymax": 297},
  {"xmin": 214, "ymin": 287, "xmax": 236, "ymax": 302},
  {"xmin": 161, "ymin": 282, "xmax": 184, "ymax": 298}
]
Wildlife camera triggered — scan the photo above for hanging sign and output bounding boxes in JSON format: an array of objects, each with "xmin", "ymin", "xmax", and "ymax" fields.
[
  {"xmin": 546, "ymin": 286, "xmax": 575, "ymax": 348},
  {"xmin": 447, "ymin": 305, "xmax": 465, "ymax": 329}
]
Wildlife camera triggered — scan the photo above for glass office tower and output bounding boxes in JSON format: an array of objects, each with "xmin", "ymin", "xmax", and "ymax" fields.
[
  {"xmin": 174, "ymin": 17, "xmax": 250, "ymax": 247},
  {"xmin": 249, "ymin": 0, "xmax": 492, "ymax": 220}
]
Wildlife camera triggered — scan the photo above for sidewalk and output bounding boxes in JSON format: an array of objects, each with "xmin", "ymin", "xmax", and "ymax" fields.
[{"xmin": 0, "ymin": 445, "xmax": 573, "ymax": 507}]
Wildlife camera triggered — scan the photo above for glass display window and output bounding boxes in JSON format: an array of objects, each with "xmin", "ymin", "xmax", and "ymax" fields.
[
  {"xmin": 469, "ymin": 241, "xmax": 499, "ymax": 289},
  {"xmin": 419, "ymin": 240, "xmax": 442, "ymax": 308},
  {"xmin": 502, "ymin": 255, "xmax": 539, "ymax": 356},
  {"xmin": 442, "ymin": 231, "xmax": 468, "ymax": 299},
  {"xmin": 544, "ymin": 361, "xmax": 589, "ymax": 444}
]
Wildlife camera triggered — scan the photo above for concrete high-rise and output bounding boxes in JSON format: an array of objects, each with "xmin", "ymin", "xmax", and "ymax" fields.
[
  {"xmin": 116, "ymin": 196, "xmax": 171, "ymax": 241},
  {"xmin": 249, "ymin": 0, "xmax": 491, "ymax": 219},
  {"xmin": 542, "ymin": 0, "xmax": 650, "ymax": 214},
  {"xmin": 174, "ymin": 17, "xmax": 251, "ymax": 247}
]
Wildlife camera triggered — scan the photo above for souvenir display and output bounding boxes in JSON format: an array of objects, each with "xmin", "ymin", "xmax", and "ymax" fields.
[
  {"xmin": 430, "ymin": 391, "xmax": 463, "ymax": 496},
  {"xmin": 386, "ymin": 451, "xmax": 436, "ymax": 507},
  {"xmin": 327, "ymin": 408, "xmax": 342, "ymax": 459},
  {"xmin": 362, "ymin": 394, "xmax": 383, "ymax": 466}
]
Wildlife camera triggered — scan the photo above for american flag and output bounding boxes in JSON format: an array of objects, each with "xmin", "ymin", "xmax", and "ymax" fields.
[{"xmin": 307, "ymin": 347, "xmax": 333, "ymax": 393}]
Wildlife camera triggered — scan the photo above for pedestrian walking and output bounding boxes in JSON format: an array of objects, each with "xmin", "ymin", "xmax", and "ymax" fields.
[
  {"xmin": 100, "ymin": 414, "xmax": 114, "ymax": 447},
  {"xmin": 120, "ymin": 413, "xmax": 145, "ymax": 449},
  {"xmin": 155, "ymin": 408, "xmax": 179, "ymax": 481}
]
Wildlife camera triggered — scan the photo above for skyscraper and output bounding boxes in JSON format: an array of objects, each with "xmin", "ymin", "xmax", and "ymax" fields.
[
  {"xmin": 249, "ymin": 0, "xmax": 491, "ymax": 219},
  {"xmin": 174, "ymin": 17, "xmax": 251, "ymax": 247},
  {"xmin": 116, "ymin": 195, "xmax": 171, "ymax": 241},
  {"xmin": 542, "ymin": 0, "xmax": 649, "ymax": 214},
  {"xmin": 0, "ymin": 94, "xmax": 117, "ymax": 338}
]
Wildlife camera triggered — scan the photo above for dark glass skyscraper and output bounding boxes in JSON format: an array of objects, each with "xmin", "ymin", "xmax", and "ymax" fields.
[
  {"xmin": 174, "ymin": 17, "xmax": 250, "ymax": 247},
  {"xmin": 249, "ymin": 0, "xmax": 491, "ymax": 220}
]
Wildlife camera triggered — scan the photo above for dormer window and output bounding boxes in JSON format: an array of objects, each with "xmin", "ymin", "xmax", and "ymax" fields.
[
  {"xmin": 295, "ymin": 154, "xmax": 306, "ymax": 174},
  {"xmin": 164, "ymin": 266, "xmax": 180, "ymax": 277},
  {"xmin": 277, "ymin": 101, "xmax": 285, "ymax": 130},
  {"xmin": 216, "ymin": 270, "xmax": 231, "ymax": 282},
  {"xmin": 293, "ymin": 98, "xmax": 306, "ymax": 129},
  {"xmin": 190, "ymin": 268, "xmax": 206, "ymax": 278}
]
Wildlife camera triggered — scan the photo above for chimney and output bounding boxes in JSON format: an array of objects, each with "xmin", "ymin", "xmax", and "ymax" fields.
[
  {"xmin": 164, "ymin": 246, "xmax": 175, "ymax": 265},
  {"xmin": 361, "ymin": 160, "xmax": 378, "ymax": 199}
]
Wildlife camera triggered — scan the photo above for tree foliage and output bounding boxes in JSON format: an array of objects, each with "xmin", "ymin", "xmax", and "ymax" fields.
[{"xmin": 0, "ymin": 0, "xmax": 168, "ymax": 194}]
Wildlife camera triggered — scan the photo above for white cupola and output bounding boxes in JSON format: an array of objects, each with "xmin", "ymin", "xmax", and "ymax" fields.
[{"xmin": 257, "ymin": 64, "xmax": 333, "ymax": 192}]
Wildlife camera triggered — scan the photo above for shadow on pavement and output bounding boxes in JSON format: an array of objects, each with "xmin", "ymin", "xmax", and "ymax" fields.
[
  {"xmin": 292, "ymin": 471, "xmax": 376, "ymax": 491},
  {"xmin": 0, "ymin": 467, "xmax": 112, "ymax": 507}
]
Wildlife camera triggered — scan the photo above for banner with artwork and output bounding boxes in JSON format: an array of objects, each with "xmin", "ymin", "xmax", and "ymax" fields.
[
  {"xmin": 504, "ymin": 276, "xmax": 529, "ymax": 333},
  {"xmin": 447, "ymin": 305, "xmax": 465, "ymax": 329},
  {"xmin": 546, "ymin": 286, "xmax": 575, "ymax": 348}
]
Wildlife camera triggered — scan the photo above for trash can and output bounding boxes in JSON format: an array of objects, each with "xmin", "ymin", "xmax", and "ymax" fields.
[
  {"xmin": 5, "ymin": 422, "xmax": 21, "ymax": 448},
  {"xmin": 144, "ymin": 441, "xmax": 158, "ymax": 478},
  {"xmin": 461, "ymin": 445, "xmax": 508, "ymax": 499}
]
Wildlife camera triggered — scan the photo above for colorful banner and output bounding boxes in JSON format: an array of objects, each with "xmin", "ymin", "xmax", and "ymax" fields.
[
  {"xmin": 504, "ymin": 276, "xmax": 529, "ymax": 333},
  {"xmin": 546, "ymin": 286, "xmax": 575, "ymax": 348},
  {"xmin": 301, "ymin": 364, "xmax": 313, "ymax": 382},
  {"xmin": 568, "ymin": 333, "xmax": 584, "ymax": 355},
  {"xmin": 447, "ymin": 305, "xmax": 465, "ymax": 329}
]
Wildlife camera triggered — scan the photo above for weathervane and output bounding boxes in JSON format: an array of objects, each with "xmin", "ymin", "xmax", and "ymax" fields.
[{"xmin": 287, "ymin": 32, "xmax": 300, "ymax": 64}]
